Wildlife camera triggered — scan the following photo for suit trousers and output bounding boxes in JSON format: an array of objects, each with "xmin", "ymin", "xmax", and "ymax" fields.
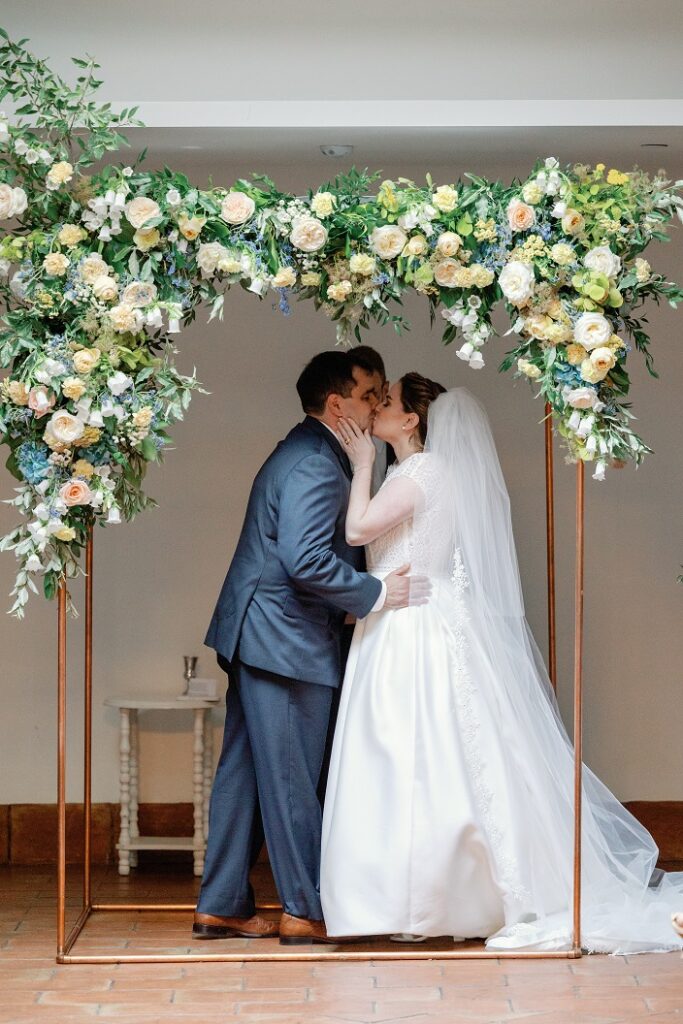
[{"xmin": 197, "ymin": 655, "xmax": 334, "ymax": 921}]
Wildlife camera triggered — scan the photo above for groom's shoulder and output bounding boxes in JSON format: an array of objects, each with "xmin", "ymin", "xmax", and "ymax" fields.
[{"xmin": 261, "ymin": 418, "xmax": 335, "ymax": 475}]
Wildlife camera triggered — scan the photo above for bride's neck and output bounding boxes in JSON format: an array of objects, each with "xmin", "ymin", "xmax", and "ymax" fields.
[{"xmin": 392, "ymin": 432, "xmax": 422, "ymax": 463}]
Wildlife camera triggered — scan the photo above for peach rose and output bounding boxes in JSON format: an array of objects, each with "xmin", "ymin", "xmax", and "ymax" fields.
[
  {"xmin": 290, "ymin": 216, "xmax": 328, "ymax": 253},
  {"xmin": 561, "ymin": 209, "xmax": 585, "ymax": 235},
  {"xmin": 59, "ymin": 479, "xmax": 93, "ymax": 507},
  {"xmin": 507, "ymin": 200, "xmax": 536, "ymax": 233},
  {"xmin": 220, "ymin": 191, "xmax": 256, "ymax": 225},
  {"xmin": 436, "ymin": 231, "xmax": 462, "ymax": 256},
  {"xmin": 433, "ymin": 259, "xmax": 461, "ymax": 288},
  {"xmin": 28, "ymin": 385, "xmax": 56, "ymax": 418}
]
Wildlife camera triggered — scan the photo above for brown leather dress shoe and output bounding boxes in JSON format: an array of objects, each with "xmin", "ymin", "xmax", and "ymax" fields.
[
  {"xmin": 278, "ymin": 912, "xmax": 340, "ymax": 946},
  {"xmin": 192, "ymin": 912, "xmax": 278, "ymax": 939}
]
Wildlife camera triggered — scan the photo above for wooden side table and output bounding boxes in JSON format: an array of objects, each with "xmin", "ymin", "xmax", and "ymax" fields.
[{"xmin": 104, "ymin": 696, "xmax": 219, "ymax": 876}]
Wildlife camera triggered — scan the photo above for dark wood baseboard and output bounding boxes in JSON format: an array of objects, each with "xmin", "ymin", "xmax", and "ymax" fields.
[{"xmin": 1, "ymin": 801, "xmax": 681, "ymax": 866}]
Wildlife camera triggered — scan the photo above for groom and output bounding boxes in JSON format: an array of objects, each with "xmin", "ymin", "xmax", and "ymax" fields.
[{"xmin": 194, "ymin": 350, "xmax": 418, "ymax": 945}]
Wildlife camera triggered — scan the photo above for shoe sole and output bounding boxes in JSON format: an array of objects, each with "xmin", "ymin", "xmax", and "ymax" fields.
[
  {"xmin": 192, "ymin": 924, "xmax": 277, "ymax": 940},
  {"xmin": 279, "ymin": 935, "xmax": 338, "ymax": 946}
]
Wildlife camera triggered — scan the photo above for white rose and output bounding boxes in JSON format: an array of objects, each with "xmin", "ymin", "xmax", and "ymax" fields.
[
  {"xmin": 369, "ymin": 224, "xmax": 407, "ymax": 260},
  {"xmin": 220, "ymin": 191, "xmax": 256, "ymax": 225},
  {"xmin": 125, "ymin": 195, "xmax": 161, "ymax": 229},
  {"xmin": 72, "ymin": 348, "xmax": 101, "ymax": 375},
  {"xmin": 566, "ymin": 387, "xmax": 598, "ymax": 410},
  {"xmin": 310, "ymin": 191, "xmax": 336, "ymax": 218},
  {"xmin": 498, "ymin": 261, "xmax": 536, "ymax": 305},
  {"xmin": 590, "ymin": 346, "xmax": 616, "ymax": 373},
  {"xmin": 0, "ymin": 184, "xmax": 13, "ymax": 219},
  {"xmin": 109, "ymin": 304, "xmax": 143, "ymax": 334},
  {"xmin": 290, "ymin": 216, "xmax": 328, "ymax": 253},
  {"xmin": 433, "ymin": 259, "xmax": 461, "ymax": 288},
  {"xmin": 517, "ymin": 357, "xmax": 542, "ymax": 380},
  {"xmin": 121, "ymin": 281, "xmax": 158, "ymax": 307},
  {"xmin": 349, "ymin": 253, "xmax": 376, "ymax": 276},
  {"xmin": 196, "ymin": 241, "xmax": 227, "ymax": 277},
  {"xmin": 165, "ymin": 188, "xmax": 181, "ymax": 206},
  {"xmin": 10, "ymin": 187, "xmax": 27, "ymax": 217},
  {"xmin": 92, "ymin": 275, "xmax": 118, "ymax": 302},
  {"xmin": 107, "ymin": 371, "xmax": 133, "ymax": 396},
  {"xmin": 584, "ymin": 245, "xmax": 621, "ymax": 279},
  {"xmin": 45, "ymin": 410, "xmax": 85, "ymax": 446},
  {"xmin": 574, "ymin": 312, "xmax": 612, "ymax": 351},
  {"xmin": 272, "ymin": 266, "xmax": 297, "ymax": 288}
]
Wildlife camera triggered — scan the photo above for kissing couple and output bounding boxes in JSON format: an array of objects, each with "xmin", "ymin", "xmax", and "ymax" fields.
[{"xmin": 193, "ymin": 346, "xmax": 683, "ymax": 954}]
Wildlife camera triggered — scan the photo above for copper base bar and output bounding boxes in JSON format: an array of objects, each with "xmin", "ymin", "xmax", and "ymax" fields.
[
  {"xmin": 56, "ymin": 466, "xmax": 585, "ymax": 964},
  {"xmin": 544, "ymin": 402, "xmax": 557, "ymax": 689}
]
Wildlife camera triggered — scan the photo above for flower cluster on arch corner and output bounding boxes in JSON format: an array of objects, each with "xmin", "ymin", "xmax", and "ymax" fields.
[{"xmin": 0, "ymin": 30, "xmax": 682, "ymax": 615}]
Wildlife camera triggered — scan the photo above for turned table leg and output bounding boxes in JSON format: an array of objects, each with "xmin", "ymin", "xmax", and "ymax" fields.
[
  {"xmin": 118, "ymin": 708, "xmax": 131, "ymax": 875},
  {"xmin": 192, "ymin": 709, "xmax": 205, "ymax": 876},
  {"xmin": 203, "ymin": 709, "xmax": 213, "ymax": 841}
]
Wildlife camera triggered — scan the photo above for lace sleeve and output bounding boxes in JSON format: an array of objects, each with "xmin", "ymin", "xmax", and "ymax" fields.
[{"xmin": 386, "ymin": 453, "xmax": 439, "ymax": 502}]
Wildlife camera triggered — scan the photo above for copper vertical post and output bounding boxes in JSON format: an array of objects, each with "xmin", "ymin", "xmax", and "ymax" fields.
[
  {"xmin": 572, "ymin": 460, "xmax": 585, "ymax": 954},
  {"xmin": 83, "ymin": 527, "xmax": 94, "ymax": 907},
  {"xmin": 57, "ymin": 579, "xmax": 67, "ymax": 957},
  {"xmin": 544, "ymin": 403, "xmax": 557, "ymax": 689}
]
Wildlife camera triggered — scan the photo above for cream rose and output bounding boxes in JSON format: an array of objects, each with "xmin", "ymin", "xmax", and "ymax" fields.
[
  {"xmin": 59, "ymin": 479, "xmax": 93, "ymax": 507},
  {"xmin": 92, "ymin": 275, "xmax": 118, "ymax": 302},
  {"xmin": 133, "ymin": 227, "xmax": 160, "ymax": 251},
  {"xmin": 561, "ymin": 209, "xmax": 585, "ymax": 235},
  {"xmin": 507, "ymin": 200, "xmax": 536, "ymax": 232},
  {"xmin": 45, "ymin": 410, "xmax": 85, "ymax": 446},
  {"xmin": 0, "ymin": 183, "xmax": 14, "ymax": 219},
  {"xmin": 574, "ymin": 312, "xmax": 612, "ymax": 351},
  {"xmin": 310, "ymin": 191, "xmax": 336, "ymax": 218},
  {"xmin": 272, "ymin": 266, "xmax": 297, "ymax": 288},
  {"xmin": 46, "ymin": 161, "xmax": 74, "ymax": 190},
  {"xmin": 498, "ymin": 261, "xmax": 535, "ymax": 305},
  {"xmin": 62, "ymin": 377, "xmax": 87, "ymax": 401},
  {"xmin": 121, "ymin": 281, "xmax": 158, "ymax": 307},
  {"xmin": 327, "ymin": 280, "xmax": 353, "ymax": 302},
  {"xmin": 580, "ymin": 358, "xmax": 609, "ymax": 384},
  {"xmin": 54, "ymin": 525, "xmax": 76, "ymax": 542},
  {"xmin": 566, "ymin": 387, "xmax": 598, "ymax": 410},
  {"xmin": 220, "ymin": 191, "xmax": 256, "ymax": 225},
  {"xmin": 436, "ymin": 231, "xmax": 462, "ymax": 256},
  {"xmin": 590, "ymin": 346, "xmax": 616, "ymax": 373},
  {"xmin": 584, "ymin": 245, "xmax": 621, "ymax": 279},
  {"xmin": 433, "ymin": 259, "xmax": 461, "ymax": 288},
  {"xmin": 28, "ymin": 385, "xmax": 56, "ymax": 417},
  {"xmin": 349, "ymin": 253, "xmax": 376, "ymax": 276},
  {"xmin": 177, "ymin": 211, "xmax": 206, "ymax": 240},
  {"xmin": 109, "ymin": 304, "xmax": 143, "ymax": 334},
  {"xmin": 403, "ymin": 234, "xmax": 428, "ymax": 257},
  {"xmin": 125, "ymin": 195, "xmax": 161, "ymax": 229},
  {"xmin": 525, "ymin": 313, "xmax": 553, "ymax": 340},
  {"xmin": 72, "ymin": 348, "xmax": 101, "ymax": 375},
  {"xmin": 566, "ymin": 343, "xmax": 588, "ymax": 366},
  {"xmin": 290, "ymin": 216, "xmax": 328, "ymax": 253},
  {"xmin": 300, "ymin": 271, "xmax": 322, "ymax": 287},
  {"xmin": 369, "ymin": 224, "xmax": 407, "ymax": 260},
  {"xmin": 43, "ymin": 252, "xmax": 70, "ymax": 276},
  {"xmin": 79, "ymin": 255, "xmax": 110, "ymax": 284},
  {"xmin": 132, "ymin": 407, "xmax": 153, "ymax": 429},
  {"xmin": 522, "ymin": 181, "xmax": 544, "ymax": 205},
  {"xmin": 58, "ymin": 224, "xmax": 87, "ymax": 247},
  {"xmin": 432, "ymin": 185, "xmax": 458, "ymax": 213}
]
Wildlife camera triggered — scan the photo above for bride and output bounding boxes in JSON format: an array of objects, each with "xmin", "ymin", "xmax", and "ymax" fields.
[{"xmin": 320, "ymin": 375, "xmax": 683, "ymax": 954}]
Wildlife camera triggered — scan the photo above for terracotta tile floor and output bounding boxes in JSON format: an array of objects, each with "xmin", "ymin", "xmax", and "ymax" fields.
[{"xmin": 1, "ymin": 861, "xmax": 682, "ymax": 1023}]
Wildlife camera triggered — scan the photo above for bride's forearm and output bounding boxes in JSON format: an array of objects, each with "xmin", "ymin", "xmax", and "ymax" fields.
[{"xmin": 345, "ymin": 464, "xmax": 373, "ymax": 545}]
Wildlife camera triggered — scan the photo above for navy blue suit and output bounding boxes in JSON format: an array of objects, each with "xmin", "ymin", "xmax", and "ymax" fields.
[{"xmin": 198, "ymin": 416, "xmax": 382, "ymax": 920}]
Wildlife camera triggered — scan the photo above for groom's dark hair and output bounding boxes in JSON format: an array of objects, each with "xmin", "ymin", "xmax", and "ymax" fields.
[{"xmin": 297, "ymin": 351, "xmax": 356, "ymax": 414}]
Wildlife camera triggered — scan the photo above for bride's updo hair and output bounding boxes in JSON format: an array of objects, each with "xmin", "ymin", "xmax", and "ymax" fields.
[{"xmin": 399, "ymin": 372, "xmax": 447, "ymax": 447}]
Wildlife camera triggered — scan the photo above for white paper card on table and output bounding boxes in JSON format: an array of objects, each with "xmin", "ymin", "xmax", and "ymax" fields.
[{"xmin": 178, "ymin": 678, "xmax": 218, "ymax": 700}]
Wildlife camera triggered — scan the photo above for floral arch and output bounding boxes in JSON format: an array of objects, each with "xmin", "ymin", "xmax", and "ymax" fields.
[{"xmin": 0, "ymin": 31, "xmax": 682, "ymax": 615}]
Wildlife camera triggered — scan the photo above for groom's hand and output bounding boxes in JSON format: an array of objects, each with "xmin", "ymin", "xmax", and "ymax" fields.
[{"xmin": 383, "ymin": 564, "xmax": 431, "ymax": 610}]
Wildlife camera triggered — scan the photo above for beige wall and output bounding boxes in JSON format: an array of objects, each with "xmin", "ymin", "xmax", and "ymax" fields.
[{"xmin": 0, "ymin": 149, "xmax": 682, "ymax": 806}]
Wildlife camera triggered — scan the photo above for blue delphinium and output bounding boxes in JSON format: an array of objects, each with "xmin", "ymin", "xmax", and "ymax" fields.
[{"xmin": 16, "ymin": 441, "xmax": 51, "ymax": 484}]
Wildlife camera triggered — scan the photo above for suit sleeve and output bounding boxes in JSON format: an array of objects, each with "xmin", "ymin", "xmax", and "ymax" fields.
[{"xmin": 277, "ymin": 453, "xmax": 382, "ymax": 618}]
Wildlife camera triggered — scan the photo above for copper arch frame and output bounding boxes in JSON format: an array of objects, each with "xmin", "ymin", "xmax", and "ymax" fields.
[{"xmin": 55, "ymin": 403, "xmax": 585, "ymax": 964}]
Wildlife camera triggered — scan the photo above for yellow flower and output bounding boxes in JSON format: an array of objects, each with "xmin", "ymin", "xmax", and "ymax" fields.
[
  {"xmin": 327, "ymin": 280, "xmax": 353, "ymax": 302},
  {"xmin": 72, "ymin": 459, "xmax": 95, "ymax": 479},
  {"xmin": 300, "ymin": 271, "xmax": 322, "ymax": 287},
  {"xmin": 349, "ymin": 253, "xmax": 376, "ymax": 277},
  {"xmin": 606, "ymin": 169, "xmax": 629, "ymax": 186},
  {"xmin": 376, "ymin": 180, "xmax": 399, "ymax": 213},
  {"xmin": 77, "ymin": 426, "xmax": 101, "ymax": 448},
  {"xmin": 58, "ymin": 224, "xmax": 87, "ymax": 247},
  {"xmin": 132, "ymin": 407, "xmax": 153, "ymax": 429},
  {"xmin": 595, "ymin": 163, "xmax": 605, "ymax": 173},
  {"xmin": 310, "ymin": 192, "xmax": 336, "ymax": 218},
  {"xmin": 133, "ymin": 227, "xmax": 160, "ymax": 251},
  {"xmin": 8, "ymin": 380, "xmax": 30, "ymax": 405},
  {"xmin": 566, "ymin": 343, "xmax": 587, "ymax": 365},
  {"xmin": 72, "ymin": 348, "xmax": 101, "ymax": 375},
  {"xmin": 62, "ymin": 377, "xmax": 87, "ymax": 401},
  {"xmin": 54, "ymin": 525, "xmax": 76, "ymax": 542}
]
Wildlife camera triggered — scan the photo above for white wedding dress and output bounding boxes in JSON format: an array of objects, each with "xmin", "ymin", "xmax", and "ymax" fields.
[{"xmin": 320, "ymin": 391, "xmax": 683, "ymax": 954}]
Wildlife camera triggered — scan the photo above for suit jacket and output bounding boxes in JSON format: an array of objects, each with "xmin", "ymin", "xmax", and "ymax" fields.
[{"xmin": 205, "ymin": 416, "xmax": 382, "ymax": 687}]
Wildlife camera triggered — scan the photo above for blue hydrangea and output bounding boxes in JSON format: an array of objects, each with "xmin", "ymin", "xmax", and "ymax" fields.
[
  {"xmin": 16, "ymin": 442, "xmax": 51, "ymax": 484},
  {"xmin": 554, "ymin": 363, "xmax": 585, "ymax": 388}
]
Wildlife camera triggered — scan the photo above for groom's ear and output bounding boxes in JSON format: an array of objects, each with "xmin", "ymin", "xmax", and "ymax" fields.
[{"xmin": 326, "ymin": 392, "xmax": 343, "ymax": 418}]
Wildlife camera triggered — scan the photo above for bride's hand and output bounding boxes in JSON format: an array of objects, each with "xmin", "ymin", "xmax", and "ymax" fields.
[{"xmin": 336, "ymin": 417, "xmax": 375, "ymax": 470}]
